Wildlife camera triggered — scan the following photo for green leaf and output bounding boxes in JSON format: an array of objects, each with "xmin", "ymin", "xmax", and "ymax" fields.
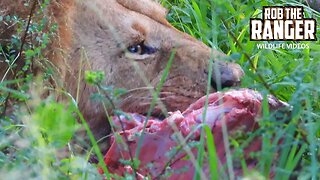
[
  {"xmin": 24, "ymin": 49, "xmax": 35, "ymax": 58},
  {"xmin": 85, "ymin": 71, "xmax": 105, "ymax": 85},
  {"xmin": 33, "ymin": 101, "xmax": 78, "ymax": 148}
]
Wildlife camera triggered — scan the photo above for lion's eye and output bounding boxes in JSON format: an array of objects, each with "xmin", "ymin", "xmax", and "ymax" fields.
[
  {"xmin": 128, "ymin": 44, "xmax": 142, "ymax": 54},
  {"xmin": 127, "ymin": 42, "xmax": 156, "ymax": 55},
  {"xmin": 125, "ymin": 42, "xmax": 157, "ymax": 60}
]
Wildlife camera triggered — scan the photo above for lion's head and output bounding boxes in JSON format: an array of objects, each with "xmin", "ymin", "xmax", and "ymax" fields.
[
  {"xmin": 0, "ymin": 0, "xmax": 244, "ymax": 142},
  {"xmin": 60, "ymin": 0, "xmax": 245, "ymax": 138},
  {"xmin": 67, "ymin": 0, "xmax": 243, "ymax": 118}
]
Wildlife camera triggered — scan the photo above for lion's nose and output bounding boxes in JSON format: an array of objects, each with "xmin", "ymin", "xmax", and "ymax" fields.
[{"xmin": 211, "ymin": 62, "xmax": 244, "ymax": 90}]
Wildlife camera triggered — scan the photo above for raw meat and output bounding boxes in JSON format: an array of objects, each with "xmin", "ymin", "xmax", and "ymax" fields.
[{"xmin": 101, "ymin": 89, "xmax": 287, "ymax": 179}]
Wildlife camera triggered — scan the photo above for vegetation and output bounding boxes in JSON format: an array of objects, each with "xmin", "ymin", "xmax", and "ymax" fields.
[
  {"xmin": 1, "ymin": 0, "xmax": 319, "ymax": 179},
  {"xmin": 162, "ymin": 1, "xmax": 320, "ymax": 178}
]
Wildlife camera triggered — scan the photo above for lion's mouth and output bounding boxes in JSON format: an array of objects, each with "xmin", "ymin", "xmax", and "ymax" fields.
[
  {"xmin": 119, "ymin": 76, "xmax": 209, "ymax": 118},
  {"xmin": 118, "ymin": 83, "xmax": 207, "ymax": 117}
]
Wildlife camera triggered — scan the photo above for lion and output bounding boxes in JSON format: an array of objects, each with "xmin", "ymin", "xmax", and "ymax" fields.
[{"xmin": 0, "ymin": 0, "xmax": 244, "ymax": 147}]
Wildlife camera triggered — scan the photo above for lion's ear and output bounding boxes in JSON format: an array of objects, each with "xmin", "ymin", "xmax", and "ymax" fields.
[{"xmin": 116, "ymin": 0, "xmax": 170, "ymax": 26}]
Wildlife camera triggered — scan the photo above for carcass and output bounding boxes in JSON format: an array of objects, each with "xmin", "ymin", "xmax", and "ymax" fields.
[{"xmin": 101, "ymin": 89, "xmax": 287, "ymax": 179}]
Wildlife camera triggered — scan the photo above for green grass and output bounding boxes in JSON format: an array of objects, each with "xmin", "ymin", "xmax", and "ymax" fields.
[
  {"xmin": 1, "ymin": 0, "xmax": 320, "ymax": 179},
  {"xmin": 161, "ymin": 0, "xmax": 320, "ymax": 179}
]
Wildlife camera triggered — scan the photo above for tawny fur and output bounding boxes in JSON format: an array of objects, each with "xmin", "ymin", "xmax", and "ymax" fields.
[{"xmin": 0, "ymin": 0, "xmax": 244, "ymax": 148}]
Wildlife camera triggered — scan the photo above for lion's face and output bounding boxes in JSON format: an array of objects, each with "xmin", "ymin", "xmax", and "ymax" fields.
[{"xmin": 68, "ymin": 0, "xmax": 243, "ymax": 119}]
